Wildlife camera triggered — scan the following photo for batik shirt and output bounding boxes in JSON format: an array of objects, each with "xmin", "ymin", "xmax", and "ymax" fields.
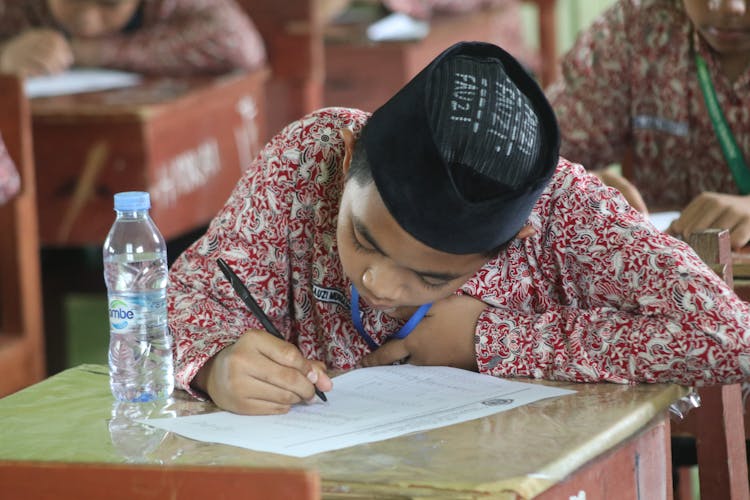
[
  {"xmin": 168, "ymin": 107, "xmax": 750, "ymax": 398},
  {"xmin": 546, "ymin": 0, "xmax": 750, "ymax": 209},
  {"xmin": 0, "ymin": 135, "xmax": 19, "ymax": 205},
  {"xmin": 0, "ymin": 0, "xmax": 265, "ymax": 75}
]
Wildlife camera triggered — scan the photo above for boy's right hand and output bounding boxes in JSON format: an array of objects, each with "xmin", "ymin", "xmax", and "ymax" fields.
[
  {"xmin": 0, "ymin": 29, "xmax": 73, "ymax": 77},
  {"xmin": 194, "ymin": 329, "xmax": 332, "ymax": 415}
]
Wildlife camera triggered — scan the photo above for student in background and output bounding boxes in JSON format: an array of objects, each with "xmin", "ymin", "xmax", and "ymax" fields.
[
  {"xmin": 546, "ymin": 0, "xmax": 750, "ymax": 249},
  {"xmin": 0, "ymin": 0, "xmax": 266, "ymax": 77},
  {"xmin": 166, "ymin": 41, "xmax": 750, "ymax": 416},
  {"xmin": 0, "ymin": 136, "xmax": 19, "ymax": 205}
]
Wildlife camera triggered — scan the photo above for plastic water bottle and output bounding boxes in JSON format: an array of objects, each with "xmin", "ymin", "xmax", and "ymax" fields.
[{"xmin": 103, "ymin": 191, "xmax": 174, "ymax": 402}]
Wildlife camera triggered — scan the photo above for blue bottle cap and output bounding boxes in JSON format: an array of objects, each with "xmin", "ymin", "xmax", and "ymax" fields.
[{"xmin": 114, "ymin": 191, "xmax": 151, "ymax": 211}]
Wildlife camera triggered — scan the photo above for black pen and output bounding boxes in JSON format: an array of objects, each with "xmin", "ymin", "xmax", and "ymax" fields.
[{"xmin": 216, "ymin": 257, "xmax": 328, "ymax": 402}]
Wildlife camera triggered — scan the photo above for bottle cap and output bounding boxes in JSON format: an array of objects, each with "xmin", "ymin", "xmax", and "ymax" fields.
[{"xmin": 114, "ymin": 191, "xmax": 151, "ymax": 211}]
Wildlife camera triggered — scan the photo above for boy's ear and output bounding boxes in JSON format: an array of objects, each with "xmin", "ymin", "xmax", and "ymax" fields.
[
  {"xmin": 340, "ymin": 128, "xmax": 355, "ymax": 176},
  {"xmin": 515, "ymin": 224, "xmax": 536, "ymax": 240}
]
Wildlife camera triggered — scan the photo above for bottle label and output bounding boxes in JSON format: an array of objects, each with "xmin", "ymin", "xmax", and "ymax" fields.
[
  {"xmin": 109, "ymin": 297, "xmax": 135, "ymax": 330},
  {"xmin": 108, "ymin": 292, "xmax": 166, "ymax": 333}
]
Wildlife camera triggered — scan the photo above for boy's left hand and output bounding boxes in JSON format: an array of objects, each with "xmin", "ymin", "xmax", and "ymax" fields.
[
  {"xmin": 361, "ymin": 294, "xmax": 485, "ymax": 370},
  {"xmin": 668, "ymin": 192, "xmax": 750, "ymax": 250}
]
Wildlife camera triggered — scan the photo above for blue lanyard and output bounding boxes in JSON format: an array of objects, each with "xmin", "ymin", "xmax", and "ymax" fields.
[{"xmin": 350, "ymin": 285, "xmax": 432, "ymax": 350}]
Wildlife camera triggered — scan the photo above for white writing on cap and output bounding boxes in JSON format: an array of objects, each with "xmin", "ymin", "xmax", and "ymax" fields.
[{"xmin": 448, "ymin": 72, "xmax": 537, "ymax": 157}]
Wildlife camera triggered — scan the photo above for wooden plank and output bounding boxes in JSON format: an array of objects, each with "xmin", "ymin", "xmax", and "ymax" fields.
[{"xmin": 0, "ymin": 462, "xmax": 320, "ymax": 500}]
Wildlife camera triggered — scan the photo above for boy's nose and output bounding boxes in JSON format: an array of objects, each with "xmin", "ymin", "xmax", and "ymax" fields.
[{"xmin": 361, "ymin": 266, "xmax": 401, "ymax": 304}]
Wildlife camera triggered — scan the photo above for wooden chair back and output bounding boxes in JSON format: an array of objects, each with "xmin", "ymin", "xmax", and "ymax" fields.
[
  {"xmin": 0, "ymin": 461, "xmax": 320, "ymax": 500},
  {"xmin": 0, "ymin": 74, "xmax": 45, "ymax": 396},
  {"xmin": 672, "ymin": 228, "xmax": 749, "ymax": 500},
  {"xmin": 522, "ymin": 0, "xmax": 559, "ymax": 87}
]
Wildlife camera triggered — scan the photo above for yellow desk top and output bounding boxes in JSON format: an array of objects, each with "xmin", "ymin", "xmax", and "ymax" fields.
[{"xmin": 0, "ymin": 365, "xmax": 687, "ymax": 499}]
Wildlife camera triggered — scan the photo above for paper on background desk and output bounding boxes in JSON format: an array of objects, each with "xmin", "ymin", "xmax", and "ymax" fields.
[
  {"xmin": 24, "ymin": 68, "xmax": 142, "ymax": 98},
  {"xmin": 142, "ymin": 365, "xmax": 575, "ymax": 457},
  {"xmin": 367, "ymin": 12, "xmax": 429, "ymax": 41},
  {"xmin": 650, "ymin": 211, "xmax": 680, "ymax": 232}
]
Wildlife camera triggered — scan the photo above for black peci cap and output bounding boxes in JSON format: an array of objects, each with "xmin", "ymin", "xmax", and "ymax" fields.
[{"xmin": 360, "ymin": 41, "xmax": 560, "ymax": 254}]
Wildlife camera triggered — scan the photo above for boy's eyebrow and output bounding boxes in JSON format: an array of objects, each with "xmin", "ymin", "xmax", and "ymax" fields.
[{"xmin": 352, "ymin": 217, "xmax": 463, "ymax": 282}]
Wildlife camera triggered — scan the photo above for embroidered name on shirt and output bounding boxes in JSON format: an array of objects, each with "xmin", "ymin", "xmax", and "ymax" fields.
[
  {"xmin": 313, "ymin": 284, "xmax": 349, "ymax": 310},
  {"xmin": 632, "ymin": 115, "xmax": 688, "ymax": 137},
  {"xmin": 449, "ymin": 72, "xmax": 538, "ymax": 156}
]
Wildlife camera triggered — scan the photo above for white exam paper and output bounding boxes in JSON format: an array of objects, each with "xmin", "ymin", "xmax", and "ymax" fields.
[
  {"xmin": 25, "ymin": 68, "xmax": 142, "ymax": 98},
  {"xmin": 142, "ymin": 365, "xmax": 574, "ymax": 457}
]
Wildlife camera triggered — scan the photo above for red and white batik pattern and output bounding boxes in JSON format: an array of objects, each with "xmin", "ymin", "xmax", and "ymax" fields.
[{"xmin": 168, "ymin": 107, "xmax": 750, "ymax": 398}]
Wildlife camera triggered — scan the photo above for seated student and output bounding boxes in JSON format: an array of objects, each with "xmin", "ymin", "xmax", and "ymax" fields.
[
  {"xmin": 546, "ymin": 0, "xmax": 750, "ymax": 249},
  {"xmin": 167, "ymin": 40, "xmax": 750, "ymax": 416},
  {"xmin": 0, "ymin": 0, "xmax": 266, "ymax": 77},
  {"xmin": 0, "ymin": 135, "xmax": 20, "ymax": 205}
]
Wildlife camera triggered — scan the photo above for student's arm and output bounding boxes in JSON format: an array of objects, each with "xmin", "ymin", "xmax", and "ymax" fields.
[
  {"xmin": 545, "ymin": 0, "xmax": 634, "ymax": 171},
  {"xmin": 71, "ymin": 0, "xmax": 266, "ymax": 75},
  {"xmin": 0, "ymin": 134, "xmax": 20, "ymax": 205},
  {"xmin": 0, "ymin": 2, "xmax": 73, "ymax": 77},
  {"xmin": 168, "ymin": 115, "xmax": 317, "ymax": 413},
  {"xmin": 168, "ymin": 109, "xmax": 368, "ymax": 413},
  {"xmin": 472, "ymin": 161, "xmax": 750, "ymax": 387},
  {"xmin": 0, "ymin": 29, "xmax": 72, "ymax": 77}
]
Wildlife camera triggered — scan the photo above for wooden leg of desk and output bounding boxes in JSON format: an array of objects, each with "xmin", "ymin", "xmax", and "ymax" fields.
[{"xmin": 537, "ymin": 416, "xmax": 672, "ymax": 500}]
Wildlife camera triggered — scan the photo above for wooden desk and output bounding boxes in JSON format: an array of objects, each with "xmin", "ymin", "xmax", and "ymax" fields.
[
  {"xmin": 0, "ymin": 365, "xmax": 688, "ymax": 499},
  {"xmin": 324, "ymin": 6, "xmax": 537, "ymax": 113},
  {"xmin": 31, "ymin": 70, "xmax": 268, "ymax": 247},
  {"xmin": 29, "ymin": 71, "xmax": 268, "ymax": 375}
]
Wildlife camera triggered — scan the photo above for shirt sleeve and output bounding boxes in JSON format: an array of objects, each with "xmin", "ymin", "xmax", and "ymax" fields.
[
  {"xmin": 74, "ymin": 0, "xmax": 266, "ymax": 76},
  {"xmin": 0, "ymin": 134, "xmax": 20, "ymax": 205},
  {"xmin": 469, "ymin": 161, "xmax": 750, "ymax": 387},
  {"xmin": 167, "ymin": 117, "xmax": 301, "ymax": 397},
  {"xmin": 545, "ymin": 0, "xmax": 633, "ymax": 170}
]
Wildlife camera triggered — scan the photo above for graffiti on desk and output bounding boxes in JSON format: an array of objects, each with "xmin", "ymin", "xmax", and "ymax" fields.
[
  {"xmin": 151, "ymin": 139, "xmax": 221, "ymax": 208},
  {"xmin": 233, "ymin": 95, "xmax": 260, "ymax": 171}
]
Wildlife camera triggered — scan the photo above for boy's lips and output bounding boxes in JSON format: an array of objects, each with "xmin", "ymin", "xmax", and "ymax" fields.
[
  {"xmin": 360, "ymin": 292, "xmax": 397, "ymax": 312},
  {"xmin": 703, "ymin": 25, "xmax": 750, "ymax": 43}
]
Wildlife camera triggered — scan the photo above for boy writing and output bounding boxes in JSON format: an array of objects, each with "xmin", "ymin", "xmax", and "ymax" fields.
[
  {"xmin": 168, "ymin": 41, "xmax": 750, "ymax": 415},
  {"xmin": 547, "ymin": 0, "xmax": 750, "ymax": 249},
  {"xmin": 0, "ymin": 0, "xmax": 265, "ymax": 77}
]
